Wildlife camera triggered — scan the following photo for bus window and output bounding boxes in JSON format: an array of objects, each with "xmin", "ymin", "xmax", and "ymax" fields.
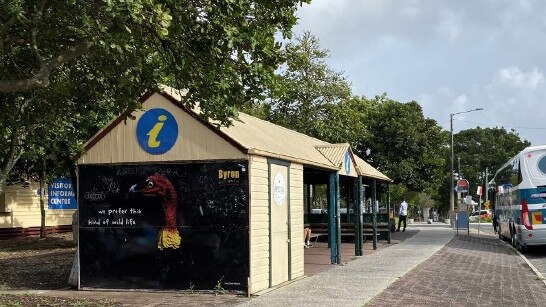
[
  {"xmin": 509, "ymin": 158, "xmax": 520, "ymax": 187},
  {"xmin": 538, "ymin": 155, "xmax": 546, "ymax": 176},
  {"xmin": 497, "ymin": 164, "xmax": 511, "ymax": 188},
  {"xmin": 518, "ymin": 160, "xmax": 523, "ymax": 184}
]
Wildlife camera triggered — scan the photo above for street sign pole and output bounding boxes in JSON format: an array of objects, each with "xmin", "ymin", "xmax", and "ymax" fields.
[{"xmin": 477, "ymin": 186, "xmax": 483, "ymax": 234}]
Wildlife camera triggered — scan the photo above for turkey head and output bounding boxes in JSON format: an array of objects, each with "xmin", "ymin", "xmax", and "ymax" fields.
[{"xmin": 129, "ymin": 173, "xmax": 181, "ymax": 250}]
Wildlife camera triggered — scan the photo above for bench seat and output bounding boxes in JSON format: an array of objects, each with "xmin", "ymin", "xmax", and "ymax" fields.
[{"xmin": 306, "ymin": 222, "xmax": 390, "ymax": 241}]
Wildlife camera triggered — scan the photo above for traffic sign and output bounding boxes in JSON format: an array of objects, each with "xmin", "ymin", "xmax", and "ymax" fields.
[{"xmin": 457, "ymin": 179, "xmax": 469, "ymax": 193}]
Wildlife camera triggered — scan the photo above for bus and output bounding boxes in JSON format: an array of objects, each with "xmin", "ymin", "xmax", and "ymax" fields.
[{"xmin": 491, "ymin": 145, "xmax": 546, "ymax": 251}]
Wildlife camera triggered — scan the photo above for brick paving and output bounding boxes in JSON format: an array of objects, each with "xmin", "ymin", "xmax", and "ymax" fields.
[
  {"xmin": 366, "ymin": 233, "xmax": 546, "ymax": 307},
  {"xmin": 6, "ymin": 226, "xmax": 545, "ymax": 306},
  {"xmin": 0, "ymin": 231, "xmax": 416, "ymax": 306},
  {"xmin": 239, "ymin": 227, "xmax": 453, "ymax": 307},
  {"xmin": 304, "ymin": 230, "xmax": 416, "ymax": 276}
]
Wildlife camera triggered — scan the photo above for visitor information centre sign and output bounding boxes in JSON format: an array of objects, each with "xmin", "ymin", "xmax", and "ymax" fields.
[{"xmin": 48, "ymin": 178, "xmax": 77, "ymax": 209}]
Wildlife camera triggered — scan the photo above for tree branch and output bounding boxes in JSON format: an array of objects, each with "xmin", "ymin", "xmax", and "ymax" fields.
[
  {"xmin": 31, "ymin": 0, "xmax": 48, "ymax": 66},
  {"xmin": 0, "ymin": 127, "xmax": 24, "ymax": 190},
  {"xmin": 0, "ymin": 42, "xmax": 92, "ymax": 93},
  {"xmin": 0, "ymin": 16, "xmax": 17, "ymax": 38}
]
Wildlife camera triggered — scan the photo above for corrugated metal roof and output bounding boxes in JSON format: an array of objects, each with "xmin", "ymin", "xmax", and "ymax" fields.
[
  {"xmin": 315, "ymin": 144, "xmax": 350, "ymax": 167},
  {"xmin": 353, "ymin": 155, "xmax": 392, "ymax": 182},
  {"xmin": 219, "ymin": 112, "xmax": 336, "ymax": 170},
  {"xmin": 80, "ymin": 86, "xmax": 390, "ymax": 180},
  {"xmin": 161, "ymin": 86, "xmax": 336, "ymax": 169},
  {"xmin": 160, "ymin": 87, "xmax": 391, "ymax": 180}
]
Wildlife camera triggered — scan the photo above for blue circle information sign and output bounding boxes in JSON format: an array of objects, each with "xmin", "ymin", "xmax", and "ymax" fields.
[
  {"xmin": 344, "ymin": 150, "xmax": 351, "ymax": 175},
  {"xmin": 136, "ymin": 108, "xmax": 178, "ymax": 155}
]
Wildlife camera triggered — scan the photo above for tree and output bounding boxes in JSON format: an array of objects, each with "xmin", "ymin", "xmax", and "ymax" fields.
[
  {"xmin": 0, "ymin": 0, "xmax": 308, "ymax": 192},
  {"xmin": 454, "ymin": 127, "xmax": 530, "ymax": 196},
  {"xmin": 317, "ymin": 96, "xmax": 371, "ymax": 145},
  {"xmin": 0, "ymin": 63, "xmax": 131, "ymax": 194},
  {"xmin": 265, "ymin": 32, "xmax": 446, "ymax": 202},
  {"xmin": 1, "ymin": 1, "xmax": 306, "ymax": 114},
  {"xmin": 355, "ymin": 95, "xmax": 447, "ymax": 194},
  {"xmin": 415, "ymin": 192, "xmax": 434, "ymax": 220},
  {"xmin": 434, "ymin": 127, "xmax": 529, "ymax": 215},
  {"xmin": 2, "ymin": 71, "xmax": 123, "ymax": 235},
  {"xmin": 268, "ymin": 31, "xmax": 354, "ymax": 140}
]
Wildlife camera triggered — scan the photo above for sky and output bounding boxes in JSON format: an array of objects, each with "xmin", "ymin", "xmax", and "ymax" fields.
[{"xmin": 293, "ymin": 0, "xmax": 546, "ymax": 146}]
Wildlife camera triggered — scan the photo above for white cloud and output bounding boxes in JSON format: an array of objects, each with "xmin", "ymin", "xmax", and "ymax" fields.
[
  {"xmin": 437, "ymin": 87, "xmax": 451, "ymax": 96},
  {"xmin": 294, "ymin": 0, "xmax": 546, "ymax": 145},
  {"xmin": 436, "ymin": 10, "xmax": 464, "ymax": 42},
  {"xmin": 493, "ymin": 67, "xmax": 544, "ymax": 89},
  {"xmin": 453, "ymin": 94, "xmax": 469, "ymax": 108}
]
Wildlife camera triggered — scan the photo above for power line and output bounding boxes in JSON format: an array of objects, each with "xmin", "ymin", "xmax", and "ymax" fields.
[{"xmin": 455, "ymin": 119, "xmax": 546, "ymax": 130}]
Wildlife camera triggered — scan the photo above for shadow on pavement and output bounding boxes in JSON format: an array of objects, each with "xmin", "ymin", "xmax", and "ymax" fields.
[{"xmin": 304, "ymin": 229, "xmax": 420, "ymax": 276}]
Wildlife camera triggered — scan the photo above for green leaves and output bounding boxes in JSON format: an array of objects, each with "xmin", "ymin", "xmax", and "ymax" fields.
[
  {"xmin": 268, "ymin": 31, "xmax": 353, "ymax": 139},
  {"xmin": 352, "ymin": 96, "xmax": 448, "ymax": 196},
  {"xmin": 453, "ymin": 127, "xmax": 530, "ymax": 194}
]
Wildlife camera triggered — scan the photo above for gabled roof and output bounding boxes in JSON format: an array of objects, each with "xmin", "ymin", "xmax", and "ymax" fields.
[
  {"xmin": 161, "ymin": 86, "xmax": 336, "ymax": 169},
  {"xmin": 315, "ymin": 144, "xmax": 351, "ymax": 167},
  {"xmin": 217, "ymin": 112, "xmax": 336, "ymax": 170},
  {"xmin": 313, "ymin": 142, "xmax": 391, "ymax": 181},
  {"xmin": 353, "ymin": 155, "xmax": 392, "ymax": 182},
  {"xmin": 161, "ymin": 87, "xmax": 391, "ymax": 180},
  {"xmin": 80, "ymin": 87, "xmax": 391, "ymax": 181}
]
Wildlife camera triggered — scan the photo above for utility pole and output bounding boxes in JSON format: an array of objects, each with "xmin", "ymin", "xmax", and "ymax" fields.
[
  {"xmin": 485, "ymin": 167, "xmax": 489, "ymax": 203},
  {"xmin": 450, "ymin": 113, "xmax": 454, "ymax": 221},
  {"xmin": 458, "ymin": 157, "xmax": 461, "ymax": 177},
  {"xmin": 449, "ymin": 108, "xmax": 484, "ymax": 226}
]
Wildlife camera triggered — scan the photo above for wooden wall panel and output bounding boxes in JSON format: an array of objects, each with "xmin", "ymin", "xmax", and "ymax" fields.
[
  {"xmin": 248, "ymin": 156, "xmax": 270, "ymax": 294},
  {"xmin": 0, "ymin": 184, "xmax": 75, "ymax": 229},
  {"xmin": 289, "ymin": 163, "xmax": 304, "ymax": 278}
]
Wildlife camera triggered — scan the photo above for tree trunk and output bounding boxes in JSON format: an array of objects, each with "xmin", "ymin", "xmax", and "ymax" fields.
[
  {"xmin": 0, "ymin": 127, "xmax": 24, "ymax": 195},
  {"xmin": 63, "ymin": 142, "xmax": 78, "ymax": 198},
  {"xmin": 61, "ymin": 141, "xmax": 79, "ymax": 244},
  {"xmin": 39, "ymin": 172, "xmax": 46, "ymax": 238}
]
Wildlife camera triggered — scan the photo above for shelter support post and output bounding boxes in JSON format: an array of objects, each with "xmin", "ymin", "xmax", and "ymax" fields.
[
  {"xmin": 328, "ymin": 172, "xmax": 340, "ymax": 264},
  {"xmin": 372, "ymin": 179, "xmax": 377, "ymax": 250},
  {"xmin": 336, "ymin": 174, "xmax": 341, "ymax": 263},
  {"xmin": 387, "ymin": 183, "xmax": 391, "ymax": 244},
  {"xmin": 354, "ymin": 176, "xmax": 363, "ymax": 256}
]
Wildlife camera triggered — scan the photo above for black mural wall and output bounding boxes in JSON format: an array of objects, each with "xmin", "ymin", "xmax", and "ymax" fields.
[{"xmin": 78, "ymin": 162, "xmax": 249, "ymax": 292}]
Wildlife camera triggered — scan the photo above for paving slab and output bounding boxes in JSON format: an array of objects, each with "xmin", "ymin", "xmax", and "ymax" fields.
[
  {"xmin": 367, "ymin": 232, "xmax": 546, "ymax": 307},
  {"xmin": 238, "ymin": 226, "xmax": 454, "ymax": 307}
]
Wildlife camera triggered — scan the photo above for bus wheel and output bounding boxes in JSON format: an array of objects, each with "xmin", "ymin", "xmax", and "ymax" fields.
[
  {"xmin": 517, "ymin": 242, "xmax": 527, "ymax": 253},
  {"xmin": 510, "ymin": 229, "xmax": 516, "ymax": 247}
]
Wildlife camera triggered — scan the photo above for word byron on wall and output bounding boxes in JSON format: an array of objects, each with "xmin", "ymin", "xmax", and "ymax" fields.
[{"xmin": 78, "ymin": 162, "xmax": 249, "ymax": 292}]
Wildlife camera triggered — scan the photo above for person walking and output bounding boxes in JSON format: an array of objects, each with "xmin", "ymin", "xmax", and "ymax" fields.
[{"xmin": 397, "ymin": 199, "xmax": 408, "ymax": 232}]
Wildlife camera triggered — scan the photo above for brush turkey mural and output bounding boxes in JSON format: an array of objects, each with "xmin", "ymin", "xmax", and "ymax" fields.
[{"xmin": 78, "ymin": 162, "xmax": 249, "ymax": 291}]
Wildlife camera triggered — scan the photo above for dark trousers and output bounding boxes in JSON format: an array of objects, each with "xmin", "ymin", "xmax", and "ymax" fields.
[
  {"xmin": 397, "ymin": 215, "xmax": 407, "ymax": 231},
  {"xmin": 493, "ymin": 214, "xmax": 498, "ymax": 233}
]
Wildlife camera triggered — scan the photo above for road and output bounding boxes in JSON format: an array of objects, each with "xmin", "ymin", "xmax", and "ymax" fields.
[
  {"xmin": 469, "ymin": 222, "xmax": 546, "ymax": 279},
  {"xmin": 518, "ymin": 239, "xmax": 546, "ymax": 279}
]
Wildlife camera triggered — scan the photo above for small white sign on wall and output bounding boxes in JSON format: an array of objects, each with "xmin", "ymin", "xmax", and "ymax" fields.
[{"xmin": 273, "ymin": 173, "xmax": 285, "ymax": 206}]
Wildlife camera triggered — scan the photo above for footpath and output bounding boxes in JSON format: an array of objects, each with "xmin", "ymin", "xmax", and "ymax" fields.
[
  {"xmin": 238, "ymin": 225, "xmax": 453, "ymax": 307},
  {"xmin": 366, "ymin": 226, "xmax": 546, "ymax": 306},
  {"xmin": 3, "ymin": 223, "xmax": 546, "ymax": 306}
]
